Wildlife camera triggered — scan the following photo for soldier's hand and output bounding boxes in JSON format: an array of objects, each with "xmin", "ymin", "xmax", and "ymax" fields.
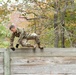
[
  {"xmin": 16, "ymin": 44, "xmax": 19, "ymax": 48},
  {"xmin": 11, "ymin": 47, "xmax": 15, "ymax": 51}
]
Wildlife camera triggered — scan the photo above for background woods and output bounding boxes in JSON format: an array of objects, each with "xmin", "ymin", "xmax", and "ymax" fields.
[{"xmin": 0, "ymin": 0, "xmax": 76, "ymax": 48}]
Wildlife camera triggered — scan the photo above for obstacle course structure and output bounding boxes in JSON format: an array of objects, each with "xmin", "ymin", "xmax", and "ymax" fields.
[{"xmin": 0, "ymin": 48, "xmax": 76, "ymax": 75}]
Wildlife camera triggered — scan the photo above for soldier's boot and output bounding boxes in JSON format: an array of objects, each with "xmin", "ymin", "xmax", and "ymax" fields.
[
  {"xmin": 33, "ymin": 45, "xmax": 36, "ymax": 51},
  {"xmin": 38, "ymin": 43, "xmax": 44, "ymax": 50}
]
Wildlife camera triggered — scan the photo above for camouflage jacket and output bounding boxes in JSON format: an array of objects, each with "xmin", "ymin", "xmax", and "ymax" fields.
[{"xmin": 10, "ymin": 27, "xmax": 27, "ymax": 48}]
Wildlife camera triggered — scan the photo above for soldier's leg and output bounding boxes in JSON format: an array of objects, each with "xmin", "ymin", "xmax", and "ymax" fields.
[
  {"xmin": 27, "ymin": 33, "xmax": 43, "ymax": 49},
  {"xmin": 19, "ymin": 38, "xmax": 36, "ymax": 50},
  {"xmin": 19, "ymin": 39, "xmax": 33, "ymax": 47}
]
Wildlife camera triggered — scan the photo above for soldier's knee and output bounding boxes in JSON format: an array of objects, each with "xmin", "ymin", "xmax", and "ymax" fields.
[{"xmin": 31, "ymin": 33, "xmax": 38, "ymax": 37}]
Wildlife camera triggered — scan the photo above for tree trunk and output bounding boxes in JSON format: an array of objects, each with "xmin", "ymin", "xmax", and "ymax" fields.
[
  {"xmin": 61, "ymin": 12, "xmax": 65, "ymax": 48},
  {"xmin": 54, "ymin": 0, "xmax": 59, "ymax": 47},
  {"xmin": 60, "ymin": 0, "xmax": 66, "ymax": 48}
]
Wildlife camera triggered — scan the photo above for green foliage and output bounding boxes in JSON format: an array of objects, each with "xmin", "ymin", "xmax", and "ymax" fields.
[
  {"xmin": 0, "ymin": 25, "xmax": 10, "ymax": 37},
  {"xmin": 0, "ymin": 41, "xmax": 9, "ymax": 48},
  {"xmin": 0, "ymin": 0, "xmax": 76, "ymax": 48},
  {"xmin": 0, "ymin": 0, "xmax": 2, "ymax": 2},
  {"xmin": 65, "ymin": 10, "xmax": 76, "ymax": 23},
  {"xmin": 40, "ymin": 28, "xmax": 54, "ymax": 47},
  {"xmin": 0, "ymin": 24, "xmax": 10, "ymax": 48}
]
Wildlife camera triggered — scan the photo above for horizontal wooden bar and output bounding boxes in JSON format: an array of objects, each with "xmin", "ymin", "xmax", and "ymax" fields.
[
  {"xmin": 0, "ymin": 48, "xmax": 6, "ymax": 52},
  {"xmin": 10, "ymin": 57, "xmax": 76, "ymax": 65},
  {"xmin": 11, "ymin": 64, "xmax": 76, "ymax": 73},
  {"xmin": 10, "ymin": 74, "xmax": 76, "ymax": 75},
  {"xmin": 10, "ymin": 48, "xmax": 76, "ymax": 57},
  {"xmin": 0, "ymin": 74, "xmax": 3, "ymax": 75}
]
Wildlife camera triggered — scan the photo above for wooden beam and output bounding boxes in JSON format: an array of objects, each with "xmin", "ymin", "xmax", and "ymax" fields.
[
  {"xmin": 11, "ymin": 48, "xmax": 76, "ymax": 57},
  {"xmin": 0, "ymin": 48, "xmax": 6, "ymax": 52},
  {"xmin": 4, "ymin": 48, "xmax": 11, "ymax": 75}
]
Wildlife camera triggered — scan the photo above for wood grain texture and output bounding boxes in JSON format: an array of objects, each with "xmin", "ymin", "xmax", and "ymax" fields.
[
  {"xmin": 0, "ymin": 74, "xmax": 3, "ymax": 75},
  {"xmin": 4, "ymin": 49, "xmax": 11, "ymax": 75},
  {"xmin": 0, "ymin": 52, "xmax": 4, "ymax": 75},
  {"xmin": 0, "ymin": 65, "xmax": 3, "ymax": 73},
  {"xmin": 11, "ymin": 64, "xmax": 76, "ymax": 73},
  {"xmin": 0, "ymin": 48, "xmax": 6, "ymax": 52},
  {"xmin": 11, "ymin": 74, "xmax": 76, "ymax": 75},
  {"xmin": 1, "ymin": 48, "xmax": 76, "ymax": 75},
  {"xmin": 10, "ymin": 48, "xmax": 76, "ymax": 57},
  {"xmin": 11, "ymin": 57, "xmax": 76, "ymax": 65},
  {"xmin": 10, "ymin": 48, "xmax": 76, "ymax": 75}
]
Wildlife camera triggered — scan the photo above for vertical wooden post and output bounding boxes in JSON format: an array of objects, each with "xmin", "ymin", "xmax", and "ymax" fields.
[{"xmin": 4, "ymin": 48, "xmax": 11, "ymax": 75}]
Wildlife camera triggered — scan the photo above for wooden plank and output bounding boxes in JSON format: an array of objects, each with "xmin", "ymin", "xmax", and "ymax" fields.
[
  {"xmin": 0, "ymin": 48, "xmax": 6, "ymax": 52},
  {"xmin": 0, "ymin": 74, "xmax": 3, "ymax": 75},
  {"xmin": 10, "ymin": 48, "xmax": 76, "ymax": 74},
  {"xmin": 0, "ymin": 53, "xmax": 4, "ymax": 57},
  {"xmin": 0, "ymin": 65, "xmax": 3, "ymax": 73},
  {"xmin": 10, "ymin": 74, "xmax": 76, "ymax": 75},
  {"xmin": 10, "ymin": 48, "xmax": 76, "ymax": 57},
  {"xmin": 0, "ymin": 57, "xmax": 3, "ymax": 65},
  {"xmin": 14, "ymin": 48, "xmax": 76, "ymax": 52},
  {"xmin": 11, "ymin": 64, "xmax": 76, "ymax": 74},
  {"xmin": 4, "ymin": 49, "xmax": 11, "ymax": 75},
  {"xmin": 11, "ymin": 57, "xmax": 76, "ymax": 74},
  {"xmin": 0, "ymin": 48, "xmax": 76, "ymax": 75},
  {"xmin": 0, "ymin": 52, "xmax": 4, "ymax": 74},
  {"xmin": 10, "ymin": 57, "xmax": 76, "ymax": 74},
  {"xmin": 11, "ymin": 49, "xmax": 76, "ymax": 57},
  {"xmin": 11, "ymin": 57, "xmax": 76, "ymax": 65}
]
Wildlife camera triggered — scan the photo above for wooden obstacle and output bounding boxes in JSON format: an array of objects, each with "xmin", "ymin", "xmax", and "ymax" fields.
[{"xmin": 0, "ymin": 48, "xmax": 76, "ymax": 75}]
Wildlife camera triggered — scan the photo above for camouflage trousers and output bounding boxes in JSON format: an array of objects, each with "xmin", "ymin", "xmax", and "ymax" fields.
[{"xmin": 18, "ymin": 33, "xmax": 40, "ymax": 46}]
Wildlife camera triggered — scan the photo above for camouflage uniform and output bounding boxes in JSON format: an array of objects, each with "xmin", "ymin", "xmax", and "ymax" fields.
[{"xmin": 10, "ymin": 27, "xmax": 40, "ymax": 48}]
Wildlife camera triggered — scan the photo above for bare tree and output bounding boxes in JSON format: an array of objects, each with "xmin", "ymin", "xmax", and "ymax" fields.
[{"xmin": 54, "ymin": 0, "xmax": 59, "ymax": 47}]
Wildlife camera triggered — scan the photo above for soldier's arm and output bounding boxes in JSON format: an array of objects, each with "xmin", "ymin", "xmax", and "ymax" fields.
[{"xmin": 10, "ymin": 33, "xmax": 15, "ymax": 48}]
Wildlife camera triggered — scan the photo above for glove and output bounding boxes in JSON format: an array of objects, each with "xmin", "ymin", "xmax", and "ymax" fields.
[
  {"xmin": 16, "ymin": 44, "xmax": 19, "ymax": 48},
  {"xmin": 11, "ymin": 47, "xmax": 15, "ymax": 51}
]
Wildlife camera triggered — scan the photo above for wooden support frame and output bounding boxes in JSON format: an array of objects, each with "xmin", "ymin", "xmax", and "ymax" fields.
[
  {"xmin": 0, "ymin": 48, "xmax": 76, "ymax": 75},
  {"xmin": 4, "ymin": 48, "xmax": 11, "ymax": 75}
]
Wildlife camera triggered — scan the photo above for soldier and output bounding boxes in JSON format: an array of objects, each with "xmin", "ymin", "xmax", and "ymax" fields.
[{"xmin": 9, "ymin": 25, "xmax": 43, "ymax": 51}]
